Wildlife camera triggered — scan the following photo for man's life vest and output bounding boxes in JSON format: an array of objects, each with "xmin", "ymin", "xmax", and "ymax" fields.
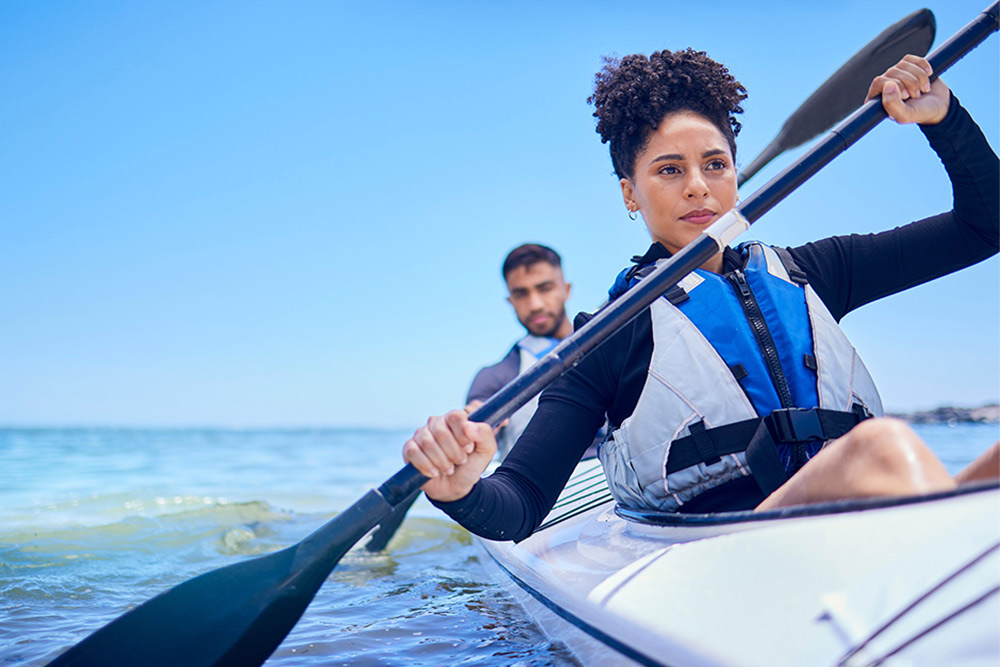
[
  {"xmin": 495, "ymin": 334, "xmax": 561, "ymax": 458},
  {"xmin": 599, "ymin": 242, "xmax": 883, "ymax": 511}
]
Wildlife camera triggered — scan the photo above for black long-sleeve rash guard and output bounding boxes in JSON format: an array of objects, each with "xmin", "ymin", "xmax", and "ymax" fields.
[{"xmin": 434, "ymin": 96, "xmax": 1000, "ymax": 542}]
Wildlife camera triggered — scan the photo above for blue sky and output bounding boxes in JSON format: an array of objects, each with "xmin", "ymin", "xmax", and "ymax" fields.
[{"xmin": 2, "ymin": 1, "xmax": 997, "ymax": 428}]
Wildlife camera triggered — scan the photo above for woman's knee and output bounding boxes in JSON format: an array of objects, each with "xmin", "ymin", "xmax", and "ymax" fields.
[
  {"xmin": 760, "ymin": 418, "xmax": 954, "ymax": 511},
  {"xmin": 838, "ymin": 418, "xmax": 919, "ymax": 461},
  {"xmin": 836, "ymin": 417, "xmax": 952, "ymax": 488}
]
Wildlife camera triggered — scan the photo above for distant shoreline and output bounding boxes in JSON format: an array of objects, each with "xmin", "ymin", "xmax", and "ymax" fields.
[
  {"xmin": 888, "ymin": 403, "xmax": 1000, "ymax": 424},
  {"xmin": 2, "ymin": 405, "xmax": 999, "ymax": 430}
]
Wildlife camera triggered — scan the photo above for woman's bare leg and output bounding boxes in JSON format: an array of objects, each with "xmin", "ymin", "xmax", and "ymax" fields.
[
  {"xmin": 954, "ymin": 441, "xmax": 1000, "ymax": 485},
  {"xmin": 756, "ymin": 418, "xmax": 956, "ymax": 512}
]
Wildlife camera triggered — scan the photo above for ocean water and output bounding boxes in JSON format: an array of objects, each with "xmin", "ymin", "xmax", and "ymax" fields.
[{"xmin": 1, "ymin": 423, "xmax": 996, "ymax": 666}]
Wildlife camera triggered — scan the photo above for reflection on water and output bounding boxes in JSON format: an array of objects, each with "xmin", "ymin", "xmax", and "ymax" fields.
[{"xmin": 0, "ymin": 424, "xmax": 994, "ymax": 665}]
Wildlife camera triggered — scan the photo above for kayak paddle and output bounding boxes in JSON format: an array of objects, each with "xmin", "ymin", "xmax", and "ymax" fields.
[
  {"xmin": 49, "ymin": 3, "xmax": 999, "ymax": 665},
  {"xmin": 738, "ymin": 7, "xmax": 936, "ymax": 187},
  {"xmin": 363, "ymin": 487, "xmax": 420, "ymax": 551}
]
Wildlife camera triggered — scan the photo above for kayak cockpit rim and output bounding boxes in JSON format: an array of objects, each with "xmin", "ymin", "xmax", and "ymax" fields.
[{"xmin": 614, "ymin": 479, "xmax": 1000, "ymax": 527}]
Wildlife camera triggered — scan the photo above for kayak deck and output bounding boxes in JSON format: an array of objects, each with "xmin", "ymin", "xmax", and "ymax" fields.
[{"xmin": 476, "ymin": 459, "xmax": 1000, "ymax": 666}]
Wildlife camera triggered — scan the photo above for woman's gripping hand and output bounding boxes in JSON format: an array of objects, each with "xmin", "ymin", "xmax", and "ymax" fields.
[
  {"xmin": 866, "ymin": 54, "xmax": 950, "ymax": 126},
  {"xmin": 403, "ymin": 409, "xmax": 498, "ymax": 502}
]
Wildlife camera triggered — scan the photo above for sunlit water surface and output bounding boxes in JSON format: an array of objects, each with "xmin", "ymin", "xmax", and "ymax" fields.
[{"xmin": 1, "ymin": 424, "xmax": 995, "ymax": 665}]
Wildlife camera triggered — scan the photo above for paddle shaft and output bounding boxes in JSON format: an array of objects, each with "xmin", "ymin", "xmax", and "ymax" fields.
[{"xmin": 378, "ymin": 0, "xmax": 1000, "ymax": 508}]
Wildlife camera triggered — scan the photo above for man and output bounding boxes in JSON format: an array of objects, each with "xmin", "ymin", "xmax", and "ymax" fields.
[{"xmin": 466, "ymin": 244, "xmax": 574, "ymax": 458}]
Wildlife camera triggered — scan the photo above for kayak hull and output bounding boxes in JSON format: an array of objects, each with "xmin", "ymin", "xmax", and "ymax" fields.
[{"xmin": 476, "ymin": 458, "xmax": 1000, "ymax": 666}]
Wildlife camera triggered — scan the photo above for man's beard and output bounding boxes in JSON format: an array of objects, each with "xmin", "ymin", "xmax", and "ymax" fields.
[{"xmin": 524, "ymin": 309, "xmax": 566, "ymax": 338}]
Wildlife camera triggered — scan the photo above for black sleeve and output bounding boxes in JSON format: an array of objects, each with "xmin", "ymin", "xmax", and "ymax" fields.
[
  {"xmin": 466, "ymin": 345, "xmax": 520, "ymax": 404},
  {"xmin": 434, "ymin": 313, "xmax": 623, "ymax": 541},
  {"xmin": 787, "ymin": 95, "xmax": 999, "ymax": 320}
]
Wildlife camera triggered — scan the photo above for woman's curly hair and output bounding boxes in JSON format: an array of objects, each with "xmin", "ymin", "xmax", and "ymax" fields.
[{"xmin": 588, "ymin": 48, "xmax": 747, "ymax": 180}]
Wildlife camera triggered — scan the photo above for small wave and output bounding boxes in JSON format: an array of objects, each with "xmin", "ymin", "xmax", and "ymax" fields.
[{"xmin": 0, "ymin": 499, "xmax": 295, "ymax": 575}]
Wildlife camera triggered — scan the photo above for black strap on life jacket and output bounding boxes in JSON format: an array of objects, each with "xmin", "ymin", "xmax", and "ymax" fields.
[
  {"xmin": 665, "ymin": 407, "xmax": 873, "ymax": 496},
  {"xmin": 664, "ymin": 285, "xmax": 689, "ymax": 305},
  {"xmin": 771, "ymin": 246, "xmax": 809, "ymax": 285}
]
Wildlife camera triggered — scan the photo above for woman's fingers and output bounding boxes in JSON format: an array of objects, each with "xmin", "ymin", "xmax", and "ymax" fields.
[
  {"xmin": 879, "ymin": 80, "xmax": 911, "ymax": 121},
  {"xmin": 866, "ymin": 55, "xmax": 932, "ymax": 103},
  {"xmin": 402, "ymin": 409, "xmax": 498, "ymax": 502},
  {"xmin": 890, "ymin": 56, "xmax": 933, "ymax": 98},
  {"xmin": 865, "ymin": 54, "xmax": 948, "ymax": 125},
  {"xmin": 404, "ymin": 410, "xmax": 475, "ymax": 478},
  {"xmin": 403, "ymin": 436, "xmax": 440, "ymax": 479},
  {"xmin": 445, "ymin": 410, "xmax": 477, "ymax": 454},
  {"xmin": 425, "ymin": 411, "xmax": 469, "ymax": 473},
  {"xmin": 464, "ymin": 420, "xmax": 498, "ymax": 458}
]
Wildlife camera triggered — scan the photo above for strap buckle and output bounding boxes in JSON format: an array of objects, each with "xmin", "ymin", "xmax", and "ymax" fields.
[{"xmin": 768, "ymin": 408, "xmax": 824, "ymax": 443}]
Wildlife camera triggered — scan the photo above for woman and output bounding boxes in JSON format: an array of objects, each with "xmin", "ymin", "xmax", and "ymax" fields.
[{"xmin": 404, "ymin": 49, "xmax": 999, "ymax": 542}]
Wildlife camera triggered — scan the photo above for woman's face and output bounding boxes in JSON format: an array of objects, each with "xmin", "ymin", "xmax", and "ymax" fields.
[{"xmin": 620, "ymin": 111, "xmax": 737, "ymax": 257}]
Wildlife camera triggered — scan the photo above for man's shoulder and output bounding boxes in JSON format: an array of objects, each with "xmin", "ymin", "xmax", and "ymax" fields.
[
  {"xmin": 473, "ymin": 344, "xmax": 520, "ymax": 382},
  {"xmin": 573, "ymin": 311, "xmax": 595, "ymax": 328},
  {"xmin": 467, "ymin": 344, "xmax": 520, "ymax": 403}
]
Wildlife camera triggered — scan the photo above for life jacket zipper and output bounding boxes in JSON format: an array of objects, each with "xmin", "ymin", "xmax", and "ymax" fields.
[
  {"xmin": 727, "ymin": 269, "xmax": 806, "ymax": 471},
  {"xmin": 728, "ymin": 269, "xmax": 807, "ymax": 468},
  {"xmin": 728, "ymin": 270, "xmax": 794, "ymax": 408}
]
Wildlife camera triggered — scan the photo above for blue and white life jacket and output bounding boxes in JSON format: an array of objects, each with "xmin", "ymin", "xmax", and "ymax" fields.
[
  {"xmin": 496, "ymin": 334, "xmax": 561, "ymax": 458},
  {"xmin": 599, "ymin": 242, "xmax": 883, "ymax": 511}
]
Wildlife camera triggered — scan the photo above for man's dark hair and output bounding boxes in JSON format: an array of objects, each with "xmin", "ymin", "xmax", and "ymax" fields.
[
  {"xmin": 587, "ymin": 48, "xmax": 748, "ymax": 181},
  {"xmin": 502, "ymin": 243, "xmax": 562, "ymax": 280}
]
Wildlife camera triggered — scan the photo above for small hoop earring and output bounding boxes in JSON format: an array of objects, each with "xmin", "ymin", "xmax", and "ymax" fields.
[{"xmin": 628, "ymin": 210, "xmax": 637, "ymax": 221}]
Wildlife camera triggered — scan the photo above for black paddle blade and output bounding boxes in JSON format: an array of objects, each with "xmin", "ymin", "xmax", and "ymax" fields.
[
  {"xmin": 739, "ymin": 8, "xmax": 936, "ymax": 186},
  {"xmin": 49, "ymin": 489, "xmax": 392, "ymax": 667}
]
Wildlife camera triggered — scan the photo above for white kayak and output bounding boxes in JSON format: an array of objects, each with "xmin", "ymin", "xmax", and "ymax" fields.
[{"xmin": 474, "ymin": 458, "xmax": 1000, "ymax": 666}]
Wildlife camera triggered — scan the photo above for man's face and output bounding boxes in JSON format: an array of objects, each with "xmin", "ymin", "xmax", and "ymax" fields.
[{"xmin": 505, "ymin": 262, "xmax": 571, "ymax": 338}]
